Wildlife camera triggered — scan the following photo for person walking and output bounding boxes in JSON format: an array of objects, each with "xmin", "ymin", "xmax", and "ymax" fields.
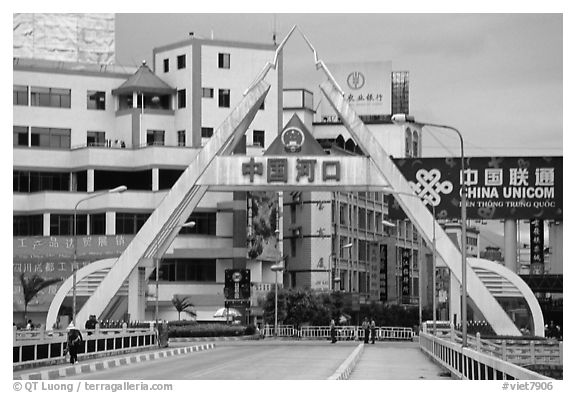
[
  {"xmin": 66, "ymin": 323, "xmax": 83, "ymax": 364},
  {"xmin": 330, "ymin": 319, "xmax": 337, "ymax": 344},
  {"xmin": 362, "ymin": 317, "xmax": 370, "ymax": 344},
  {"xmin": 370, "ymin": 318, "xmax": 377, "ymax": 344}
]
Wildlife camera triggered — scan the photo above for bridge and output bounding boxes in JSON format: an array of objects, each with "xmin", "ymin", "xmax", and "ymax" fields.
[{"xmin": 14, "ymin": 325, "xmax": 560, "ymax": 380}]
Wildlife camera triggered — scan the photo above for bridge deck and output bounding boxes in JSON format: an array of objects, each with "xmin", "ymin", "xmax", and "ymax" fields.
[{"xmin": 350, "ymin": 340, "xmax": 452, "ymax": 380}]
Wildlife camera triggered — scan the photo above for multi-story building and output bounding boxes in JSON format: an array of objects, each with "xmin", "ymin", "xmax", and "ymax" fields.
[
  {"xmin": 280, "ymin": 62, "xmax": 426, "ymax": 310},
  {"xmin": 13, "ymin": 20, "xmax": 281, "ymax": 325}
]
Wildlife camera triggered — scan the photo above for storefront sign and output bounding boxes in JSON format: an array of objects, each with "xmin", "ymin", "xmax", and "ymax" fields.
[
  {"xmin": 530, "ymin": 219, "xmax": 545, "ymax": 275},
  {"xmin": 390, "ymin": 156, "xmax": 562, "ymax": 220},
  {"xmin": 401, "ymin": 248, "xmax": 411, "ymax": 304},
  {"xmin": 379, "ymin": 245, "xmax": 388, "ymax": 302}
]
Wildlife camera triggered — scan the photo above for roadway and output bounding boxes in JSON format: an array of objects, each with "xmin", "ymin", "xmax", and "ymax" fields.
[{"xmin": 61, "ymin": 341, "xmax": 359, "ymax": 380}]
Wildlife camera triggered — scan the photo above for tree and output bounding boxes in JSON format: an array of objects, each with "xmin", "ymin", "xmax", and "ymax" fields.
[
  {"xmin": 19, "ymin": 273, "xmax": 62, "ymax": 324},
  {"xmin": 171, "ymin": 295, "xmax": 196, "ymax": 321}
]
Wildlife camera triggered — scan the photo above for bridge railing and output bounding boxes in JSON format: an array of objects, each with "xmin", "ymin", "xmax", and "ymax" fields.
[
  {"xmin": 13, "ymin": 325, "xmax": 157, "ymax": 367},
  {"xmin": 419, "ymin": 331, "xmax": 553, "ymax": 380},
  {"xmin": 264, "ymin": 325, "xmax": 414, "ymax": 341}
]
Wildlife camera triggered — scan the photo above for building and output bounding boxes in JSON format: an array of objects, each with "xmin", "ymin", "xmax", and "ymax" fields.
[
  {"xmin": 280, "ymin": 60, "xmax": 426, "ymax": 310},
  {"xmin": 13, "ymin": 17, "xmax": 282, "ymax": 326}
]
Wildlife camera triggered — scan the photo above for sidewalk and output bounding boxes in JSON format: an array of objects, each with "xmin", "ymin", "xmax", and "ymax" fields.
[
  {"xmin": 349, "ymin": 340, "xmax": 453, "ymax": 380},
  {"xmin": 13, "ymin": 343, "xmax": 216, "ymax": 380}
]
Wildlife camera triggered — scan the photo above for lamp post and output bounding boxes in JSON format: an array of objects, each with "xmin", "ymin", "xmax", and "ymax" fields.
[
  {"xmin": 342, "ymin": 242, "xmax": 353, "ymax": 292},
  {"xmin": 271, "ymin": 263, "xmax": 285, "ymax": 337},
  {"xmin": 392, "ymin": 113, "xmax": 468, "ymax": 346},
  {"xmin": 153, "ymin": 221, "xmax": 196, "ymax": 327},
  {"xmin": 382, "ymin": 191, "xmax": 437, "ymax": 335},
  {"xmin": 73, "ymin": 185, "xmax": 127, "ymax": 325}
]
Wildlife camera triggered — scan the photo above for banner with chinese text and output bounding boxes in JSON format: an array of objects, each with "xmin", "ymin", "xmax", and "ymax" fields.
[{"xmin": 389, "ymin": 156, "xmax": 562, "ymax": 220}]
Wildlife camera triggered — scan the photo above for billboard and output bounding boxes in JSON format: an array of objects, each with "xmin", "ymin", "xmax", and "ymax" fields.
[
  {"xmin": 320, "ymin": 61, "xmax": 392, "ymax": 117},
  {"xmin": 389, "ymin": 156, "xmax": 562, "ymax": 220}
]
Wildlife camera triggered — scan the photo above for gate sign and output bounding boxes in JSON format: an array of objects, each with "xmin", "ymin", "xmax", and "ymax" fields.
[{"xmin": 390, "ymin": 156, "xmax": 562, "ymax": 220}]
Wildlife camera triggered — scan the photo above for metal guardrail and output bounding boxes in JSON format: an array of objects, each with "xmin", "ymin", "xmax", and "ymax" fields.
[
  {"xmin": 261, "ymin": 325, "xmax": 414, "ymax": 341},
  {"xmin": 13, "ymin": 326, "xmax": 156, "ymax": 367},
  {"xmin": 422, "ymin": 324, "xmax": 562, "ymax": 367},
  {"xmin": 419, "ymin": 331, "xmax": 556, "ymax": 380}
]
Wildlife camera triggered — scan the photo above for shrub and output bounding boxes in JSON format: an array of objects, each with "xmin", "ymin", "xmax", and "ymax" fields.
[
  {"xmin": 244, "ymin": 325, "xmax": 256, "ymax": 335},
  {"xmin": 168, "ymin": 323, "xmax": 247, "ymax": 338},
  {"xmin": 167, "ymin": 320, "xmax": 198, "ymax": 328}
]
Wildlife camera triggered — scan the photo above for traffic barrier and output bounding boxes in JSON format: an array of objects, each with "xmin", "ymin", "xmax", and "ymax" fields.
[{"xmin": 13, "ymin": 325, "xmax": 156, "ymax": 368}]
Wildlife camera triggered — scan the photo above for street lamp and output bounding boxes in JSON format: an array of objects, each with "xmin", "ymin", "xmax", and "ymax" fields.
[
  {"xmin": 153, "ymin": 221, "xmax": 196, "ymax": 327},
  {"xmin": 382, "ymin": 192, "xmax": 438, "ymax": 336},
  {"xmin": 73, "ymin": 185, "xmax": 127, "ymax": 325},
  {"xmin": 271, "ymin": 262, "xmax": 285, "ymax": 337},
  {"xmin": 342, "ymin": 242, "xmax": 353, "ymax": 292},
  {"xmin": 392, "ymin": 113, "xmax": 468, "ymax": 346}
]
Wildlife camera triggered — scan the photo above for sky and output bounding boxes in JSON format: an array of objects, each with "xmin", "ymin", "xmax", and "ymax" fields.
[{"xmin": 115, "ymin": 13, "xmax": 563, "ymax": 158}]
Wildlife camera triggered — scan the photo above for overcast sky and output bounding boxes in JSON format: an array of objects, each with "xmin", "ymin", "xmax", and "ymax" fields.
[{"xmin": 115, "ymin": 13, "xmax": 562, "ymax": 158}]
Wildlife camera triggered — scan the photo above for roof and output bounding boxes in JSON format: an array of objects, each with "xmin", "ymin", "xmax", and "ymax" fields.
[
  {"xmin": 112, "ymin": 61, "xmax": 175, "ymax": 96},
  {"xmin": 264, "ymin": 114, "xmax": 326, "ymax": 156}
]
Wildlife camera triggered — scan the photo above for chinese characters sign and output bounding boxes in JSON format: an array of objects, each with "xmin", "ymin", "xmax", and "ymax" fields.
[
  {"xmin": 379, "ymin": 245, "xmax": 388, "ymax": 302},
  {"xmin": 13, "ymin": 235, "xmax": 133, "ymax": 312},
  {"xmin": 530, "ymin": 219, "xmax": 545, "ymax": 275},
  {"xmin": 401, "ymin": 248, "xmax": 411, "ymax": 304},
  {"xmin": 242, "ymin": 157, "xmax": 341, "ymax": 184},
  {"xmin": 390, "ymin": 156, "xmax": 562, "ymax": 220}
]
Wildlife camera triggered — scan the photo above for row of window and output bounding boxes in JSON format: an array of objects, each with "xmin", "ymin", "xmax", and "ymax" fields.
[
  {"xmin": 155, "ymin": 259, "xmax": 216, "ymax": 282},
  {"xmin": 14, "ymin": 85, "xmax": 106, "ymax": 110},
  {"xmin": 163, "ymin": 52, "xmax": 230, "ymax": 73},
  {"xmin": 13, "ymin": 212, "xmax": 217, "ymax": 236},
  {"xmin": 13, "ymin": 171, "xmax": 87, "ymax": 193},
  {"xmin": 13, "ymin": 126, "xmax": 71, "ymax": 149}
]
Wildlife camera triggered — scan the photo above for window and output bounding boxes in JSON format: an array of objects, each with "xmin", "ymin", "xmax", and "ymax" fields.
[
  {"xmin": 87, "ymin": 131, "xmax": 106, "ymax": 147},
  {"xmin": 158, "ymin": 259, "xmax": 216, "ymax": 282},
  {"xmin": 177, "ymin": 130, "xmax": 186, "ymax": 147},
  {"xmin": 115, "ymin": 213, "xmax": 151, "ymax": 235},
  {"xmin": 358, "ymin": 208, "xmax": 366, "ymax": 230},
  {"xmin": 13, "ymin": 215, "xmax": 43, "ymax": 236},
  {"xmin": 50, "ymin": 214, "xmax": 87, "ymax": 236},
  {"xmin": 177, "ymin": 89, "xmax": 186, "ymax": 109},
  {"xmin": 218, "ymin": 89, "xmax": 230, "ymax": 108},
  {"xmin": 252, "ymin": 130, "xmax": 265, "ymax": 147},
  {"xmin": 412, "ymin": 131, "xmax": 419, "ymax": 157},
  {"xmin": 180, "ymin": 212, "xmax": 217, "ymax": 235},
  {"xmin": 163, "ymin": 58, "xmax": 169, "ymax": 73},
  {"xmin": 14, "ymin": 85, "xmax": 28, "ymax": 106},
  {"xmin": 218, "ymin": 53, "xmax": 230, "ymax": 69},
  {"xmin": 14, "ymin": 171, "xmax": 71, "ymax": 192},
  {"xmin": 30, "ymin": 127, "xmax": 71, "ymax": 149},
  {"xmin": 31, "ymin": 86, "xmax": 71, "ymax": 108},
  {"xmin": 201, "ymin": 127, "xmax": 214, "ymax": 138},
  {"xmin": 89, "ymin": 213, "xmax": 106, "ymax": 235},
  {"xmin": 202, "ymin": 88, "xmax": 214, "ymax": 98},
  {"xmin": 87, "ymin": 90, "xmax": 106, "ymax": 110},
  {"xmin": 177, "ymin": 54, "xmax": 186, "ymax": 69},
  {"xmin": 13, "ymin": 126, "xmax": 28, "ymax": 146},
  {"xmin": 405, "ymin": 128, "xmax": 412, "ymax": 157},
  {"xmin": 146, "ymin": 130, "xmax": 165, "ymax": 146}
]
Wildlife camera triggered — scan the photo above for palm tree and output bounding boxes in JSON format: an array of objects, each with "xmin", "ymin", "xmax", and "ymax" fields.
[
  {"xmin": 20, "ymin": 273, "xmax": 62, "ymax": 324},
  {"xmin": 171, "ymin": 295, "xmax": 196, "ymax": 321}
]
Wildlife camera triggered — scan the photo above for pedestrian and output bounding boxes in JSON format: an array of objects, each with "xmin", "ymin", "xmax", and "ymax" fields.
[
  {"xmin": 330, "ymin": 319, "xmax": 337, "ymax": 344},
  {"xmin": 66, "ymin": 323, "xmax": 83, "ymax": 364},
  {"xmin": 362, "ymin": 317, "xmax": 370, "ymax": 344},
  {"xmin": 26, "ymin": 319, "xmax": 34, "ymax": 330},
  {"xmin": 370, "ymin": 318, "xmax": 377, "ymax": 344},
  {"xmin": 85, "ymin": 315, "xmax": 97, "ymax": 335}
]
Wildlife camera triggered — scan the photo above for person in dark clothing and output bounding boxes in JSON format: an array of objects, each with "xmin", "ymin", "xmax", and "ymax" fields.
[
  {"xmin": 362, "ymin": 317, "xmax": 370, "ymax": 344},
  {"xmin": 85, "ymin": 315, "xmax": 97, "ymax": 335},
  {"xmin": 330, "ymin": 319, "xmax": 337, "ymax": 343},
  {"xmin": 370, "ymin": 318, "xmax": 377, "ymax": 344},
  {"xmin": 66, "ymin": 323, "xmax": 83, "ymax": 364}
]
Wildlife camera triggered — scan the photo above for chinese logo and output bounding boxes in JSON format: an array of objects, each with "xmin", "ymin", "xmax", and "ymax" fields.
[
  {"xmin": 347, "ymin": 71, "xmax": 365, "ymax": 90},
  {"xmin": 410, "ymin": 169, "xmax": 453, "ymax": 206},
  {"xmin": 281, "ymin": 127, "xmax": 305, "ymax": 153}
]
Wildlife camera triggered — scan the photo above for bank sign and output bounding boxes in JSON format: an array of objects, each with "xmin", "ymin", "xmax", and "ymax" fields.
[{"xmin": 390, "ymin": 156, "xmax": 562, "ymax": 220}]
